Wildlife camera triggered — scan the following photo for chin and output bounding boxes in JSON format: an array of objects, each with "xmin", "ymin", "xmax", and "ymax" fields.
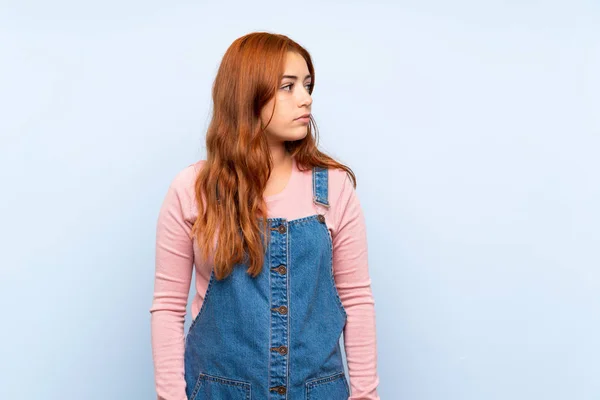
[
  {"xmin": 289, "ymin": 130, "xmax": 309, "ymax": 141},
  {"xmin": 268, "ymin": 129, "xmax": 308, "ymax": 144}
]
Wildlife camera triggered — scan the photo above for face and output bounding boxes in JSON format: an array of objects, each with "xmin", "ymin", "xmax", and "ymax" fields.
[{"xmin": 260, "ymin": 51, "xmax": 313, "ymax": 146}]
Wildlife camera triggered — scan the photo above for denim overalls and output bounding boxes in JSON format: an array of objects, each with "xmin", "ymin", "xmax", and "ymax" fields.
[{"xmin": 184, "ymin": 166, "xmax": 350, "ymax": 399}]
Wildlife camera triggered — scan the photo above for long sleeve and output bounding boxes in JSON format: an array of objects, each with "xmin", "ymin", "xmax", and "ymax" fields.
[
  {"xmin": 149, "ymin": 170, "xmax": 195, "ymax": 400},
  {"xmin": 332, "ymin": 173, "xmax": 381, "ymax": 400}
]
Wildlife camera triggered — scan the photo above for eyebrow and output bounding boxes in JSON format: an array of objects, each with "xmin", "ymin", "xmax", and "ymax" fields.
[{"xmin": 282, "ymin": 74, "xmax": 313, "ymax": 81}]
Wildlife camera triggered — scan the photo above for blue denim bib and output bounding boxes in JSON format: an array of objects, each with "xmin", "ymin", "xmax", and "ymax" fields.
[{"xmin": 184, "ymin": 166, "xmax": 349, "ymax": 399}]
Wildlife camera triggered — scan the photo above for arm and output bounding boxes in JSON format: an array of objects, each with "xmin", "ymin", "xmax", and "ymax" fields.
[
  {"xmin": 332, "ymin": 173, "xmax": 381, "ymax": 400},
  {"xmin": 149, "ymin": 170, "xmax": 195, "ymax": 400}
]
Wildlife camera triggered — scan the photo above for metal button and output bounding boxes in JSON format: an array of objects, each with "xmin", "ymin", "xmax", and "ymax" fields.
[
  {"xmin": 270, "ymin": 386, "xmax": 287, "ymax": 394},
  {"xmin": 271, "ymin": 265, "xmax": 286, "ymax": 274},
  {"xmin": 278, "ymin": 225, "xmax": 286, "ymax": 233},
  {"xmin": 317, "ymin": 214, "xmax": 326, "ymax": 223},
  {"xmin": 272, "ymin": 305, "xmax": 288, "ymax": 314},
  {"xmin": 271, "ymin": 345, "xmax": 288, "ymax": 355}
]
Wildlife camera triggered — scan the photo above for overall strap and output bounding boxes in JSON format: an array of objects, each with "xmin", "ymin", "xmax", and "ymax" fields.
[{"xmin": 312, "ymin": 165, "xmax": 330, "ymax": 208}]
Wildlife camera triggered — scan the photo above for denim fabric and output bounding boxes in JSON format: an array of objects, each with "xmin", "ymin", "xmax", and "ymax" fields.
[{"xmin": 183, "ymin": 166, "xmax": 349, "ymax": 399}]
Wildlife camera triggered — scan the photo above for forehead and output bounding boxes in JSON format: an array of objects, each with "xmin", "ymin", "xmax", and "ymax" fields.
[{"xmin": 283, "ymin": 51, "xmax": 309, "ymax": 74}]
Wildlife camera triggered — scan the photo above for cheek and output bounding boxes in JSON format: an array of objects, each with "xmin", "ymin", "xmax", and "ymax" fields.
[
  {"xmin": 270, "ymin": 101, "xmax": 291, "ymax": 125},
  {"xmin": 262, "ymin": 95, "xmax": 296, "ymax": 133},
  {"xmin": 260, "ymin": 103, "xmax": 274, "ymax": 123}
]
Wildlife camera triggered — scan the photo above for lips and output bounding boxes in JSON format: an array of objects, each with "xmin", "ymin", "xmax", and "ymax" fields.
[{"xmin": 295, "ymin": 113, "xmax": 311, "ymax": 120}]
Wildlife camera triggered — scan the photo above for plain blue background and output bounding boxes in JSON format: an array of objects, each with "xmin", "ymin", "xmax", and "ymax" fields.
[{"xmin": 1, "ymin": 1, "xmax": 598, "ymax": 399}]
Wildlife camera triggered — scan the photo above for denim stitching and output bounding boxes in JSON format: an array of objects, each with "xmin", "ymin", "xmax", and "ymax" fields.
[
  {"xmin": 190, "ymin": 372, "xmax": 252, "ymax": 399},
  {"xmin": 313, "ymin": 167, "xmax": 346, "ymax": 320},
  {"xmin": 313, "ymin": 166, "xmax": 320, "ymax": 208},
  {"xmin": 267, "ymin": 214, "xmax": 323, "ymax": 225},
  {"xmin": 288, "ymin": 214, "xmax": 319, "ymax": 225},
  {"xmin": 306, "ymin": 370, "xmax": 345, "ymax": 386},
  {"xmin": 286, "ymin": 219, "xmax": 290, "ymax": 400},
  {"xmin": 187, "ymin": 269, "xmax": 215, "ymax": 339},
  {"xmin": 323, "ymin": 221, "xmax": 347, "ymax": 320},
  {"xmin": 199, "ymin": 372, "xmax": 251, "ymax": 387},
  {"xmin": 189, "ymin": 372, "xmax": 203, "ymax": 400},
  {"xmin": 186, "ymin": 270, "xmax": 217, "ymax": 400},
  {"xmin": 268, "ymin": 224, "xmax": 272, "ymax": 396},
  {"xmin": 312, "ymin": 166, "xmax": 331, "ymax": 208},
  {"xmin": 305, "ymin": 371, "xmax": 346, "ymax": 399}
]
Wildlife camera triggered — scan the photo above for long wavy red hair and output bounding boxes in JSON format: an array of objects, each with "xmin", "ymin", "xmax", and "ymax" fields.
[{"xmin": 190, "ymin": 31, "xmax": 357, "ymax": 281}]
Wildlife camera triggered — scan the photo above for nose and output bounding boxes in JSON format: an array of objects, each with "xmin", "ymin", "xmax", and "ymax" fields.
[{"xmin": 298, "ymin": 88, "xmax": 312, "ymax": 108}]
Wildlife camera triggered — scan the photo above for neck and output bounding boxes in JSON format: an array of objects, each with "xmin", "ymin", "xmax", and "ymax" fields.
[{"xmin": 269, "ymin": 144, "xmax": 292, "ymax": 170}]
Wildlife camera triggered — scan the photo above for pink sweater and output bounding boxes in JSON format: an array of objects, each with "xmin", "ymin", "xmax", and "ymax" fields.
[{"xmin": 150, "ymin": 157, "xmax": 380, "ymax": 399}]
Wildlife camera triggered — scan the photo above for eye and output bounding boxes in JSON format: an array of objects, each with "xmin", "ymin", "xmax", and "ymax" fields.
[{"xmin": 281, "ymin": 83, "xmax": 313, "ymax": 92}]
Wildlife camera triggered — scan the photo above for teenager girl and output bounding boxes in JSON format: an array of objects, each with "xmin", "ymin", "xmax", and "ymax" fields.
[{"xmin": 150, "ymin": 31, "xmax": 380, "ymax": 400}]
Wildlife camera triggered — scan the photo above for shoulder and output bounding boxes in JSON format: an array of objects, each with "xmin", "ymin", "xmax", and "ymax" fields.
[
  {"xmin": 328, "ymin": 166, "xmax": 351, "ymax": 183},
  {"xmin": 322, "ymin": 166, "xmax": 364, "ymax": 237},
  {"xmin": 163, "ymin": 160, "xmax": 207, "ymax": 215},
  {"xmin": 168, "ymin": 159, "xmax": 206, "ymax": 192},
  {"xmin": 326, "ymin": 166, "xmax": 358, "ymax": 226},
  {"xmin": 327, "ymin": 166, "xmax": 354, "ymax": 203}
]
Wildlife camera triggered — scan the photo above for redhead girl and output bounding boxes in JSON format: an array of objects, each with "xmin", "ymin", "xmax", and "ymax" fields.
[{"xmin": 150, "ymin": 31, "xmax": 380, "ymax": 400}]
